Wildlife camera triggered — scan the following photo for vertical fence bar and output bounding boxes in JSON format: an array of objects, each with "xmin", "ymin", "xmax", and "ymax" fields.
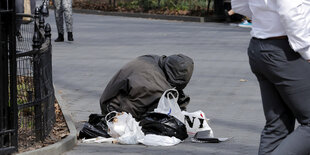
[
  {"xmin": 33, "ymin": 7, "xmax": 43, "ymax": 141},
  {"xmin": 39, "ymin": 14, "xmax": 45, "ymax": 45},
  {"xmin": 44, "ymin": 23, "xmax": 51, "ymax": 40},
  {"xmin": 0, "ymin": 0, "xmax": 18, "ymax": 153},
  {"xmin": 0, "ymin": 0, "xmax": 6, "ymax": 148},
  {"xmin": 39, "ymin": 14, "xmax": 45, "ymax": 30},
  {"xmin": 9, "ymin": 0, "xmax": 18, "ymax": 150},
  {"xmin": 40, "ymin": 0, "xmax": 49, "ymax": 17},
  {"xmin": 44, "ymin": 23, "xmax": 52, "ymax": 137},
  {"xmin": 0, "ymin": 9, "xmax": 8, "ymax": 150}
]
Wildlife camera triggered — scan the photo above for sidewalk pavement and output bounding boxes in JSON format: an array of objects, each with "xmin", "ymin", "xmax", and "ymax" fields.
[{"xmin": 45, "ymin": 10, "xmax": 264, "ymax": 155}]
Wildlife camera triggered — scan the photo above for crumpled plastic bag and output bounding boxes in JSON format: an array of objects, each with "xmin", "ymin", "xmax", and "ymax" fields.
[
  {"xmin": 138, "ymin": 134, "xmax": 181, "ymax": 146},
  {"xmin": 106, "ymin": 111, "xmax": 144, "ymax": 144},
  {"xmin": 79, "ymin": 122, "xmax": 111, "ymax": 139},
  {"xmin": 81, "ymin": 111, "xmax": 188, "ymax": 146},
  {"xmin": 182, "ymin": 110, "xmax": 214, "ymax": 137},
  {"xmin": 154, "ymin": 88, "xmax": 185, "ymax": 123},
  {"xmin": 139, "ymin": 112, "xmax": 188, "ymax": 140},
  {"xmin": 78, "ymin": 114, "xmax": 111, "ymax": 139}
]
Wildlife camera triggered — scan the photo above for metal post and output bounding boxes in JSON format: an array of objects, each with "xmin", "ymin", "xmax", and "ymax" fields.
[
  {"xmin": 0, "ymin": 8, "xmax": 8, "ymax": 149},
  {"xmin": 44, "ymin": 23, "xmax": 52, "ymax": 137},
  {"xmin": 4, "ymin": 0, "xmax": 19, "ymax": 152},
  {"xmin": 10, "ymin": 12, "xmax": 18, "ymax": 155},
  {"xmin": 33, "ymin": 7, "xmax": 43, "ymax": 141},
  {"xmin": 39, "ymin": 13, "xmax": 45, "ymax": 45},
  {"xmin": 44, "ymin": 23, "xmax": 51, "ymax": 41},
  {"xmin": 0, "ymin": 0, "xmax": 19, "ymax": 153},
  {"xmin": 40, "ymin": 0, "xmax": 49, "ymax": 17},
  {"xmin": 33, "ymin": 8, "xmax": 42, "ymax": 51},
  {"xmin": 39, "ymin": 14, "xmax": 45, "ymax": 30}
]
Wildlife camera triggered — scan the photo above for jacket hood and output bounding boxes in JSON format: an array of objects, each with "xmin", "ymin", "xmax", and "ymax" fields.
[{"xmin": 161, "ymin": 54, "xmax": 194, "ymax": 90}]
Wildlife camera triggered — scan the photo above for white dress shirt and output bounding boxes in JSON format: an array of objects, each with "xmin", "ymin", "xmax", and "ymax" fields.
[{"xmin": 232, "ymin": 0, "xmax": 310, "ymax": 60}]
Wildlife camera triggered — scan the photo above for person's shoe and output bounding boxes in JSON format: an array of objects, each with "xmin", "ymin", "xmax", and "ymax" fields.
[
  {"xmin": 16, "ymin": 31, "xmax": 23, "ymax": 41},
  {"xmin": 55, "ymin": 33, "xmax": 64, "ymax": 42},
  {"xmin": 68, "ymin": 32, "xmax": 74, "ymax": 41},
  {"xmin": 238, "ymin": 20, "xmax": 252, "ymax": 28},
  {"xmin": 224, "ymin": 10, "xmax": 231, "ymax": 23}
]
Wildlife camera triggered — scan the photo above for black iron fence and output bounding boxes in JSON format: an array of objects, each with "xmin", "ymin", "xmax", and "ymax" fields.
[
  {"xmin": 0, "ymin": 0, "xmax": 18, "ymax": 154},
  {"xmin": 1, "ymin": 1, "xmax": 55, "ymax": 154},
  {"xmin": 16, "ymin": 8, "xmax": 55, "ymax": 151}
]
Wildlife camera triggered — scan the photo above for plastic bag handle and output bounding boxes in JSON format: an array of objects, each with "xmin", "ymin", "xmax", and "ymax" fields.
[
  {"xmin": 105, "ymin": 111, "xmax": 119, "ymax": 123},
  {"xmin": 164, "ymin": 88, "xmax": 179, "ymax": 99}
]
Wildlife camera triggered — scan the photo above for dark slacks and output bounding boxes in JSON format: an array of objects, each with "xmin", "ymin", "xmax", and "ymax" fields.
[{"xmin": 248, "ymin": 38, "xmax": 310, "ymax": 155}]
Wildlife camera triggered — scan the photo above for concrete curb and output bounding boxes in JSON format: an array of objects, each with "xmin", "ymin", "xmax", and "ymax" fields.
[{"xmin": 17, "ymin": 86, "xmax": 77, "ymax": 155}]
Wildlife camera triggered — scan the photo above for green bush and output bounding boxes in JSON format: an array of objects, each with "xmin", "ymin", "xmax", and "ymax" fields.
[{"xmin": 73, "ymin": 0, "xmax": 214, "ymax": 16}]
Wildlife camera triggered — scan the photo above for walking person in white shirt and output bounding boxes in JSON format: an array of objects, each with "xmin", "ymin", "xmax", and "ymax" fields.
[{"xmin": 232, "ymin": 0, "xmax": 310, "ymax": 154}]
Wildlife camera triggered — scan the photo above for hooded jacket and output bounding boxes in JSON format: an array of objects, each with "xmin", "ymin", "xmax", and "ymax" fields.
[{"xmin": 100, "ymin": 54, "xmax": 194, "ymax": 120}]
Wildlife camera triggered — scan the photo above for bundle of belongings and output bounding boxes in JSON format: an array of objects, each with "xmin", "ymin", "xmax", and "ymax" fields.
[{"xmin": 79, "ymin": 54, "xmax": 227, "ymax": 146}]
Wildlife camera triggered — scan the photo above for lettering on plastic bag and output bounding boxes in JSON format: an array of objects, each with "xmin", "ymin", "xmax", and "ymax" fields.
[{"xmin": 182, "ymin": 110, "xmax": 214, "ymax": 137}]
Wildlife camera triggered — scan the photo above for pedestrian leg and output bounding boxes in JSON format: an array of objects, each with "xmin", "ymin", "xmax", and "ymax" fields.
[{"xmin": 62, "ymin": 0, "xmax": 73, "ymax": 41}]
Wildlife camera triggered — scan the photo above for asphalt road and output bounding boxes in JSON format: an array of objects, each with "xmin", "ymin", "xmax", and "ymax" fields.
[{"xmin": 45, "ymin": 10, "xmax": 264, "ymax": 155}]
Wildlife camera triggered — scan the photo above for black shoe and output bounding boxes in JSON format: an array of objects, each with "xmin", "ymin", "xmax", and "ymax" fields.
[
  {"xmin": 224, "ymin": 10, "xmax": 231, "ymax": 23},
  {"xmin": 68, "ymin": 32, "xmax": 74, "ymax": 41},
  {"xmin": 55, "ymin": 33, "xmax": 64, "ymax": 42},
  {"xmin": 16, "ymin": 31, "xmax": 23, "ymax": 41}
]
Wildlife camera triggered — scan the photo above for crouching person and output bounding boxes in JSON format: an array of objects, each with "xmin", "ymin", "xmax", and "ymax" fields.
[{"xmin": 100, "ymin": 54, "xmax": 194, "ymax": 120}]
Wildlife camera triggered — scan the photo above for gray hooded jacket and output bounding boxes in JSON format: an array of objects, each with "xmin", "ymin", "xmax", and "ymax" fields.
[{"xmin": 100, "ymin": 54, "xmax": 194, "ymax": 120}]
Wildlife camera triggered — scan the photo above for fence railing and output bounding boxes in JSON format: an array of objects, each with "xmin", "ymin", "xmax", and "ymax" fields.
[
  {"xmin": 15, "ymin": 8, "xmax": 55, "ymax": 151},
  {"xmin": 1, "ymin": 2, "xmax": 54, "ymax": 154},
  {"xmin": 0, "ymin": 0, "xmax": 18, "ymax": 154}
]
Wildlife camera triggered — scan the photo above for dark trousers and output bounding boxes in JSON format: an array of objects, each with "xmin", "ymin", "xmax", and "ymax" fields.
[{"xmin": 248, "ymin": 38, "xmax": 310, "ymax": 155}]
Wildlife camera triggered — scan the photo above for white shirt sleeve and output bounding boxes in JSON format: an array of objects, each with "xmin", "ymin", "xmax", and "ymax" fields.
[
  {"xmin": 276, "ymin": 0, "xmax": 310, "ymax": 60},
  {"xmin": 298, "ymin": 47, "xmax": 310, "ymax": 60},
  {"xmin": 231, "ymin": 0, "xmax": 252, "ymax": 18}
]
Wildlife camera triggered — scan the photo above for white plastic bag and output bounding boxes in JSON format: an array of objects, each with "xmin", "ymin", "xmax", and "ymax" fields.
[
  {"xmin": 138, "ymin": 134, "xmax": 181, "ymax": 146},
  {"xmin": 182, "ymin": 110, "xmax": 214, "ymax": 137},
  {"xmin": 105, "ymin": 111, "xmax": 144, "ymax": 144},
  {"xmin": 154, "ymin": 88, "xmax": 184, "ymax": 123}
]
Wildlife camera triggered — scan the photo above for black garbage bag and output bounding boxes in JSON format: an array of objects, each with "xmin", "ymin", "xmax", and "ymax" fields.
[
  {"xmin": 88, "ymin": 113, "xmax": 105, "ymax": 125},
  {"xmin": 78, "ymin": 122, "xmax": 110, "ymax": 139},
  {"xmin": 139, "ymin": 112, "xmax": 188, "ymax": 140},
  {"xmin": 78, "ymin": 114, "xmax": 111, "ymax": 139}
]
